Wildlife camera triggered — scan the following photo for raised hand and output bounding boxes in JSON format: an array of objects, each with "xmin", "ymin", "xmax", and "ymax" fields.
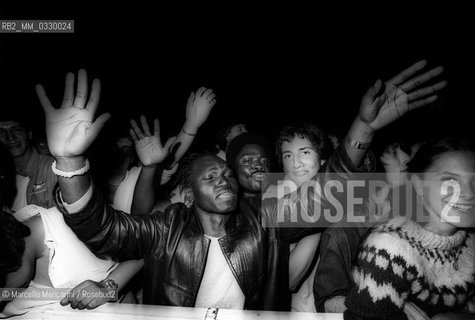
[
  {"xmin": 184, "ymin": 87, "xmax": 217, "ymax": 132},
  {"xmin": 36, "ymin": 69, "xmax": 111, "ymax": 158},
  {"xmin": 130, "ymin": 115, "xmax": 176, "ymax": 166},
  {"xmin": 359, "ymin": 60, "xmax": 447, "ymax": 132}
]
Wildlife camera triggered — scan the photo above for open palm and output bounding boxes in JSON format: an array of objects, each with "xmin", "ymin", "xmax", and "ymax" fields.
[
  {"xmin": 185, "ymin": 87, "xmax": 217, "ymax": 130},
  {"xmin": 130, "ymin": 116, "xmax": 176, "ymax": 166},
  {"xmin": 360, "ymin": 60, "xmax": 447, "ymax": 131},
  {"xmin": 36, "ymin": 69, "xmax": 110, "ymax": 158}
]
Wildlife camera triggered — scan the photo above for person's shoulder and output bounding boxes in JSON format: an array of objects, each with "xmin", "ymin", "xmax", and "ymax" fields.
[
  {"xmin": 157, "ymin": 202, "xmax": 192, "ymax": 225},
  {"xmin": 321, "ymin": 227, "xmax": 369, "ymax": 251},
  {"xmin": 22, "ymin": 215, "xmax": 47, "ymax": 258}
]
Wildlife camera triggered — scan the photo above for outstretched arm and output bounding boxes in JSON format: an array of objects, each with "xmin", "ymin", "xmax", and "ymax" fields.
[
  {"xmin": 60, "ymin": 259, "xmax": 145, "ymax": 310},
  {"xmin": 130, "ymin": 116, "xmax": 176, "ymax": 215},
  {"xmin": 37, "ymin": 70, "xmax": 165, "ymax": 261},
  {"xmin": 169, "ymin": 87, "xmax": 216, "ymax": 168},
  {"xmin": 345, "ymin": 60, "xmax": 446, "ymax": 167},
  {"xmin": 36, "ymin": 69, "xmax": 110, "ymax": 203}
]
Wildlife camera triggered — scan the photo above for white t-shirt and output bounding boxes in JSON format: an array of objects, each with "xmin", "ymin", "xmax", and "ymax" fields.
[
  {"xmin": 112, "ymin": 166, "xmax": 142, "ymax": 214},
  {"xmin": 1, "ymin": 205, "xmax": 119, "ymax": 318},
  {"xmin": 194, "ymin": 236, "xmax": 245, "ymax": 309}
]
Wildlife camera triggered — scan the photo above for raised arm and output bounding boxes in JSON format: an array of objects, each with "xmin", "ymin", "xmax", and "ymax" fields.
[
  {"xmin": 130, "ymin": 116, "xmax": 176, "ymax": 214},
  {"xmin": 36, "ymin": 70, "xmax": 166, "ymax": 261},
  {"xmin": 345, "ymin": 60, "xmax": 446, "ymax": 167},
  {"xmin": 35, "ymin": 69, "xmax": 110, "ymax": 203},
  {"xmin": 170, "ymin": 87, "xmax": 216, "ymax": 167}
]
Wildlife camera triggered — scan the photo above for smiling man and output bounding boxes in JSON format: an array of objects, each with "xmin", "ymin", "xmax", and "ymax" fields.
[
  {"xmin": 225, "ymin": 132, "xmax": 273, "ymax": 198},
  {"xmin": 0, "ymin": 111, "xmax": 57, "ymax": 214}
]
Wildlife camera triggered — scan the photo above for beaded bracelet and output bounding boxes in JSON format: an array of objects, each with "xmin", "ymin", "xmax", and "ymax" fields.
[{"xmin": 51, "ymin": 159, "xmax": 90, "ymax": 178}]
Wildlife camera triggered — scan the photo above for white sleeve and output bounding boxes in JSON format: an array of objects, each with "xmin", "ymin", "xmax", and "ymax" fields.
[{"xmin": 60, "ymin": 184, "xmax": 94, "ymax": 213}]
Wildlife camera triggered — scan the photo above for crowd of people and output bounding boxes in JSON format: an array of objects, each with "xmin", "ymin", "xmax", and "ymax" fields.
[{"xmin": 0, "ymin": 60, "xmax": 474, "ymax": 320}]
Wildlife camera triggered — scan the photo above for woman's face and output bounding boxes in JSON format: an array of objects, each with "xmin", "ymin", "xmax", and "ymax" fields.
[{"xmin": 416, "ymin": 151, "xmax": 475, "ymax": 234}]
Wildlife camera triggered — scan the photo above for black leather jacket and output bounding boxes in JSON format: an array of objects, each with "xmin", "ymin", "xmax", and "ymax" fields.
[
  {"xmin": 56, "ymin": 144, "xmax": 373, "ymax": 310},
  {"xmin": 57, "ymin": 190, "xmax": 268, "ymax": 309}
]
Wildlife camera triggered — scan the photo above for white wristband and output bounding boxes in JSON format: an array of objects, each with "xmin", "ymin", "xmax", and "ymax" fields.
[{"xmin": 52, "ymin": 159, "xmax": 90, "ymax": 178}]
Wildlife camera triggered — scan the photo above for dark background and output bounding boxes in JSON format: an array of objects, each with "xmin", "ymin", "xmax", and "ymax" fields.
[{"xmin": 1, "ymin": 3, "xmax": 474, "ymax": 157}]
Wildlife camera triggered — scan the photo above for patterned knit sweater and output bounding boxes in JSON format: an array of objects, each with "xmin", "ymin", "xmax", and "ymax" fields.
[{"xmin": 344, "ymin": 217, "xmax": 475, "ymax": 320}]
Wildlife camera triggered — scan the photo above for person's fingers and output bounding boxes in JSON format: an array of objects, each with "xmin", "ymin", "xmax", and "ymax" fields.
[
  {"xmin": 130, "ymin": 119, "xmax": 144, "ymax": 139},
  {"xmin": 408, "ymin": 95, "xmax": 438, "ymax": 111},
  {"xmin": 86, "ymin": 79, "xmax": 101, "ymax": 114},
  {"xmin": 130, "ymin": 128, "xmax": 139, "ymax": 143},
  {"xmin": 399, "ymin": 66, "xmax": 444, "ymax": 92},
  {"xmin": 86, "ymin": 298, "xmax": 105, "ymax": 310},
  {"xmin": 187, "ymin": 92, "xmax": 195, "ymax": 106},
  {"xmin": 362, "ymin": 79, "xmax": 383, "ymax": 106},
  {"xmin": 61, "ymin": 72, "xmax": 75, "ymax": 107},
  {"xmin": 387, "ymin": 60, "xmax": 427, "ymax": 86},
  {"xmin": 60, "ymin": 295, "xmax": 71, "ymax": 306},
  {"xmin": 195, "ymin": 87, "xmax": 206, "ymax": 97},
  {"xmin": 140, "ymin": 115, "xmax": 151, "ymax": 136},
  {"xmin": 370, "ymin": 93, "xmax": 385, "ymax": 113},
  {"xmin": 209, "ymin": 98, "xmax": 217, "ymax": 108},
  {"xmin": 35, "ymin": 84, "xmax": 54, "ymax": 113},
  {"xmin": 74, "ymin": 69, "xmax": 88, "ymax": 108},
  {"xmin": 208, "ymin": 93, "xmax": 216, "ymax": 101},
  {"xmin": 76, "ymin": 295, "xmax": 95, "ymax": 310},
  {"xmin": 75, "ymin": 283, "xmax": 100, "ymax": 310},
  {"xmin": 203, "ymin": 88, "xmax": 213, "ymax": 98},
  {"xmin": 65, "ymin": 281, "xmax": 93, "ymax": 309},
  {"xmin": 153, "ymin": 118, "xmax": 160, "ymax": 139},
  {"xmin": 88, "ymin": 113, "xmax": 111, "ymax": 142},
  {"xmin": 407, "ymin": 80, "xmax": 447, "ymax": 102}
]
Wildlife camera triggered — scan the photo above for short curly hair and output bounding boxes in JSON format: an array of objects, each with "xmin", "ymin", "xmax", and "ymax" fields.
[
  {"xmin": 172, "ymin": 152, "xmax": 220, "ymax": 194},
  {"xmin": 276, "ymin": 123, "xmax": 332, "ymax": 165}
]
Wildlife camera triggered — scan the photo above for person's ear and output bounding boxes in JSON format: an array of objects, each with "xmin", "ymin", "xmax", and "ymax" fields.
[
  {"xmin": 184, "ymin": 188, "xmax": 194, "ymax": 208},
  {"xmin": 28, "ymin": 130, "xmax": 33, "ymax": 140}
]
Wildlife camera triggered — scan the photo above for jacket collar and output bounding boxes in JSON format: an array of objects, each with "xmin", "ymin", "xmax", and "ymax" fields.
[{"xmin": 189, "ymin": 206, "xmax": 243, "ymax": 237}]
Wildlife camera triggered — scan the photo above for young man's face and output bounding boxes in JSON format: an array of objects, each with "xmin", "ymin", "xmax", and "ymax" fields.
[
  {"xmin": 281, "ymin": 135, "xmax": 321, "ymax": 186},
  {"xmin": 0, "ymin": 121, "xmax": 31, "ymax": 158},
  {"xmin": 192, "ymin": 155, "xmax": 238, "ymax": 213},
  {"xmin": 235, "ymin": 144, "xmax": 271, "ymax": 194}
]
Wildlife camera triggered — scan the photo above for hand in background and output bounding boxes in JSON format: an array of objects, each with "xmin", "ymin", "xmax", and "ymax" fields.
[
  {"xmin": 184, "ymin": 87, "xmax": 217, "ymax": 132},
  {"xmin": 359, "ymin": 60, "xmax": 447, "ymax": 132},
  {"xmin": 130, "ymin": 115, "xmax": 176, "ymax": 167}
]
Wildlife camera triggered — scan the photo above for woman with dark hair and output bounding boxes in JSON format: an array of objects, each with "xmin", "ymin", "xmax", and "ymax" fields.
[{"xmin": 344, "ymin": 137, "xmax": 475, "ymax": 320}]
